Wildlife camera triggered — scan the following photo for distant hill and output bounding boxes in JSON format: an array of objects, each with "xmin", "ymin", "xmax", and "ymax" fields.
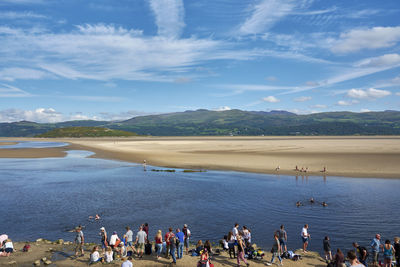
[
  {"xmin": 1, "ymin": 110, "xmax": 400, "ymax": 137},
  {"xmin": 36, "ymin": 127, "xmax": 138, "ymax": 138}
]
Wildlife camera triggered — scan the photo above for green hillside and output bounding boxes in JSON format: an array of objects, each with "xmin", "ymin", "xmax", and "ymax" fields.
[
  {"xmin": 1, "ymin": 110, "xmax": 400, "ymax": 137},
  {"xmin": 36, "ymin": 127, "xmax": 138, "ymax": 138}
]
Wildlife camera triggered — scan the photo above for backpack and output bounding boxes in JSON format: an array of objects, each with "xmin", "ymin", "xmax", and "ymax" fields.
[{"xmin": 175, "ymin": 237, "xmax": 180, "ymax": 246}]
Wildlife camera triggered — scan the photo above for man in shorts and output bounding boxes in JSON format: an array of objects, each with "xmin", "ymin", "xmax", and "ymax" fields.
[
  {"xmin": 301, "ymin": 224, "xmax": 310, "ymax": 253},
  {"xmin": 124, "ymin": 226, "xmax": 136, "ymax": 254},
  {"xmin": 74, "ymin": 226, "xmax": 84, "ymax": 257},
  {"xmin": 370, "ymin": 234, "xmax": 382, "ymax": 266},
  {"xmin": 135, "ymin": 226, "xmax": 147, "ymax": 259}
]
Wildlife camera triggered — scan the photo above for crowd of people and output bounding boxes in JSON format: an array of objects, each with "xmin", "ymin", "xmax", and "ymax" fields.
[
  {"xmin": 74, "ymin": 221, "xmax": 399, "ymax": 267},
  {"xmin": 1, "ymin": 223, "xmax": 399, "ymax": 267}
]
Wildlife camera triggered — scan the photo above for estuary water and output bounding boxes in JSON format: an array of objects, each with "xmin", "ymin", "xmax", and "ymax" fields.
[{"xmin": 0, "ymin": 142, "xmax": 399, "ymax": 253}]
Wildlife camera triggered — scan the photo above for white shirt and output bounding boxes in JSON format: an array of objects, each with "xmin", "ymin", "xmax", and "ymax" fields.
[
  {"xmin": 90, "ymin": 251, "xmax": 100, "ymax": 262},
  {"xmin": 4, "ymin": 242, "xmax": 13, "ymax": 249},
  {"xmin": 109, "ymin": 234, "xmax": 118, "ymax": 245},
  {"xmin": 222, "ymin": 240, "xmax": 229, "ymax": 249},
  {"xmin": 301, "ymin": 227, "xmax": 308, "ymax": 237},
  {"xmin": 105, "ymin": 251, "xmax": 113, "ymax": 263},
  {"xmin": 232, "ymin": 227, "xmax": 238, "ymax": 240},
  {"xmin": 125, "ymin": 230, "xmax": 133, "ymax": 242}
]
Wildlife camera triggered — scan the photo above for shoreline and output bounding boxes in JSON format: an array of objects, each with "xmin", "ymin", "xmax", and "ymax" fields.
[
  {"xmin": 1, "ymin": 136, "xmax": 400, "ymax": 178},
  {"xmin": 0, "ymin": 239, "xmax": 326, "ymax": 267}
]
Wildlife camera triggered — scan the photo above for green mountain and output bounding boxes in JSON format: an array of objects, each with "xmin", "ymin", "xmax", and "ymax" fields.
[
  {"xmin": 1, "ymin": 110, "xmax": 400, "ymax": 137},
  {"xmin": 36, "ymin": 127, "xmax": 138, "ymax": 138}
]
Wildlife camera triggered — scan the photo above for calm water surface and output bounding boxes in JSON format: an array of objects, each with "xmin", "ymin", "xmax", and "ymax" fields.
[{"xmin": 0, "ymin": 142, "xmax": 399, "ymax": 253}]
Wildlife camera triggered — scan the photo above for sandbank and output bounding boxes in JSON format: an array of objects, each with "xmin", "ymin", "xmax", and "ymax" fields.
[
  {"xmin": 65, "ymin": 136, "xmax": 400, "ymax": 178},
  {"xmin": 1, "ymin": 136, "xmax": 400, "ymax": 178},
  {"xmin": 0, "ymin": 240, "xmax": 327, "ymax": 267}
]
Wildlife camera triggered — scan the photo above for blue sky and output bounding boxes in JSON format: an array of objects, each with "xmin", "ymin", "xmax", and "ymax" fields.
[{"xmin": 0, "ymin": 0, "xmax": 400, "ymax": 122}]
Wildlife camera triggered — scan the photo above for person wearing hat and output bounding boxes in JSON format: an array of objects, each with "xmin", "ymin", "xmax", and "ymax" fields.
[
  {"xmin": 370, "ymin": 234, "xmax": 382, "ymax": 266},
  {"xmin": 109, "ymin": 231, "xmax": 120, "ymax": 249},
  {"xmin": 74, "ymin": 226, "xmax": 84, "ymax": 257},
  {"xmin": 182, "ymin": 224, "xmax": 191, "ymax": 255}
]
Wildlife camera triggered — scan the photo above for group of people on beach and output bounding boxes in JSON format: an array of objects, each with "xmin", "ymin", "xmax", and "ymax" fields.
[
  {"xmin": 74, "ymin": 221, "xmax": 400, "ymax": 267},
  {"xmin": 82, "ymin": 223, "xmax": 192, "ymax": 266}
]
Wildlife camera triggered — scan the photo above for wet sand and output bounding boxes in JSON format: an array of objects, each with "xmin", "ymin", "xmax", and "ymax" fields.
[
  {"xmin": 0, "ymin": 147, "xmax": 67, "ymax": 158},
  {"xmin": 0, "ymin": 142, "xmax": 18, "ymax": 146},
  {"xmin": 0, "ymin": 240, "xmax": 327, "ymax": 267},
  {"xmin": 1, "ymin": 136, "xmax": 400, "ymax": 178}
]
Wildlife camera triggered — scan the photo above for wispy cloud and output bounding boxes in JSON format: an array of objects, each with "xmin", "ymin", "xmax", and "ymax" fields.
[
  {"xmin": 0, "ymin": 67, "xmax": 49, "ymax": 81},
  {"xmin": 148, "ymin": 0, "xmax": 185, "ymax": 38},
  {"xmin": 238, "ymin": 0, "xmax": 297, "ymax": 35},
  {"xmin": 294, "ymin": 96, "xmax": 312, "ymax": 102},
  {"xmin": 0, "ymin": 11, "xmax": 47, "ymax": 19},
  {"xmin": 0, "ymin": 24, "xmax": 270, "ymax": 82},
  {"xmin": 0, "ymin": 83, "xmax": 31, "ymax": 97}
]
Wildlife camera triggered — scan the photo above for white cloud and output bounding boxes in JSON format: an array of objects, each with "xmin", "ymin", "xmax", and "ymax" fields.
[
  {"xmin": 0, "ymin": 83, "xmax": 31, "ymax": 97},
  {"xmin": 347, "ymin": 88, "xmax": 391, "ymax": 99},
  {"xmin": 310, "ymin": 104, "xmax": 327, "ymax": 109},
  {"xmin": 355, "ymin": 53, "xmax": 400, "ymax": 68},
  {"xmin": 0, "ymin": 11, "xmax": 47, "ymax": 19},
  {"xmin": 148, "ymin": 0, "xmax": 185, "ymax": 38},
  {"xmin": 294, "ymin": 96, "xmax": 311, "ymax": 102},
  {"xmin": 215, "ymin": 106, "xmax": 231, "ymax": 111},
  {"xmin": 0, "ymin": 24, "xmax": 268, "ymax": 82},
  {"xmin": 238, "ymin": 0, "xmax": 297, "ymax": 35},
  {"xmin": 396, "ymin": 92, "xmax": 400, "ymax": 96},
  {"xmin": 0, "ymin": 67, "xmax": 49, "ymax": 81},
  {"xmin": 76, "ymin": 24, "xmax": 143, "ymax": 36},
  {"xmin": 337, "ymin": 100, "xmax": 359, "ymax": 106},
  {"xmin": 332, "ymin": 26, "xmax": 400, "ymax": 54},
  {"xmin": 360, "ymin": 109, "xmax": 371, "ymax": 113},
  {"xmin": 0, "ymin": 108, "xmax": 62, "ymax": 123},
  {"xmin": 262, "ymin": 96, "xmax": 279, "ymax": 103}
]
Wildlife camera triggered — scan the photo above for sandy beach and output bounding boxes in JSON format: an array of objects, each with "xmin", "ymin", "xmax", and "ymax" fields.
[
  {"xmin": 1, "ymin": 136, "xmax": 400, "ymax": 178},
  {"xmin": 0, "ymin": 240, "xmax": 327, "ymax": 267}
]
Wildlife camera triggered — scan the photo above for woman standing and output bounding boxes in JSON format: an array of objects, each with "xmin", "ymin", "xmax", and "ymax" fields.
[
  {"xmin": 237, "ymin": 234, "xmax": 249, "ymax": 267},
  {"xmin": 383, "ymin": 239, "xmax": 395, "ymax": 267},
  {"xmin": 270, "ymin": 234, "xmax": 282, "ymax": 266},
  {"xmin": 227, "ymin": 231, "xmax": 236, "ymax": 259},
  {"xmin": 155, "ymin": 230, "xmax": 163, "ymax": 259}
]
